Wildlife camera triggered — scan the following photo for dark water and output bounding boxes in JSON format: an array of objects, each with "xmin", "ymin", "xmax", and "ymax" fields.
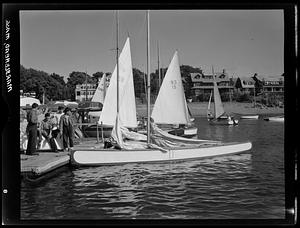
[{"xmin": 21, "ymin": 117, "xmax": 285, "ymax": 220}]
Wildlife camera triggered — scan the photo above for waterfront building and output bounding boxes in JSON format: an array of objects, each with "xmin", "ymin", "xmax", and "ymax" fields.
[
  {"xmin": 251, "ymin": 74, "xmax": 284, "ymax": 95},
  {"xmin": 261, "ymin": 77, "xmax": 284, "ymax": 94},
  {"xmin": 232, "ymin": 75, "xmax": 284, "ymax": 95},
  {"xmin": 75, "ymin": 83, "xmax": 97, "ymax": 102},
  {"xmin": 20, "ymin": 90, "xmax": 36, "ymax": 98},
  {"xmin": 190, "ymin": 69, "xmax": 234, "ymax": 98},
  {"xmin": 234, "ymin": 77, "xmax": 255, "ymax": 94},
  {"xmin": 75, "ymin": 74, "xmax": 111, "ymax": 102}
]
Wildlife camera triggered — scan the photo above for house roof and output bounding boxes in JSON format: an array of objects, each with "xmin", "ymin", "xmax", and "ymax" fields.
[
  {"xmin": 190, "ymin": 72, "xmax": 230, "ymax": 83},
  {"xmin": 239, "ymin": 77, "xmax": 255, "ymax": 88}
]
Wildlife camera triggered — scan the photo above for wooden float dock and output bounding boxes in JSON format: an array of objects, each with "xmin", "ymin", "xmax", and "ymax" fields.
[
  {"xmin": 20, "ymin": 139, "xmax": 104, "ymax": 181},
  {"xmin": 21, "ymin": 152, "xmax": 70, "ymax": 180}
]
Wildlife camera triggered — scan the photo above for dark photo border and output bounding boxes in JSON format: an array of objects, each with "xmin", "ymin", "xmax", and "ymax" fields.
[{"xmin": 2, "ymin": 1, "xmax": 298, "ymax": 225}]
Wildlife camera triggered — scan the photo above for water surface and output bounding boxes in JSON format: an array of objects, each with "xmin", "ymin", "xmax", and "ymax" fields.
[{"xmin": 21, "ymin": 117, "xmax": 285, "ymax": 220}]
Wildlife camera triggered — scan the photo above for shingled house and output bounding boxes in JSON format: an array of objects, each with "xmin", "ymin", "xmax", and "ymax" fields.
[{"xmin": 190, "ymin": 69, "xmax": 234, "ymax": 98}]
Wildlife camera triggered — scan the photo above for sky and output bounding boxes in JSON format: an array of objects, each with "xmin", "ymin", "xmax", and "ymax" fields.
[{"xmin": 20, "ymin": 10, "xmax": 284, "ymax": 81}]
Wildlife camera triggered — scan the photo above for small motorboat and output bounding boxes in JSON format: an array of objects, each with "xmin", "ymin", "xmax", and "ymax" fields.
[
  {"xmin": 240, "ymin": 115, "xmax": 259, "ymax": 119},
  {"xmin": 264, "ymin": 116, "xmax": 284, "ymax": 122}
]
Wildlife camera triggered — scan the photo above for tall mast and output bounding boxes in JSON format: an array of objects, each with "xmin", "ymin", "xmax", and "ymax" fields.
[
  {"xmin": 147, "ymin": 10, "xmax": 151, "ymax": 144},
  {"xmin": 254, "ymin": 82, "xmax": 256, "ymax": 107},
  {"xmin": 85, "ymin": 68, "xmax": 88, "ymax": 101},
  {"xmin": 157, "ymin": 41, "xmax": 161, "ymax": 89},
  {"xmin": 116, "ymin": 10, "xmax": 120, "ymax": 115},
  {"xmin": 212, "ymin": 65, "xmax": 216, "ymax": 118}
]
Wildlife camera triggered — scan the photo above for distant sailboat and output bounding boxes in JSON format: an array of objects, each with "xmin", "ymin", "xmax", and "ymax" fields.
[
  {"xmin": 151, "ymin": 51, "xmax": 198, "ymax": 138},
  {"xmin": 91, "ymin": 73, "xmax": 107, "ymax": 104},
  {"xmin": 87, "ymin": 73, "xmax": 107, "ymax": 118},
  {"xmin": 207, "ymin": 67, "xmax": 238, "ymax": 125}
]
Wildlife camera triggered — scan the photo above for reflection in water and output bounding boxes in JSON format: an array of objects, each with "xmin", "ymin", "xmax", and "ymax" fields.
[{"xmin": 21, "ymin": 118, "xmax": 284, "ymax": 219}]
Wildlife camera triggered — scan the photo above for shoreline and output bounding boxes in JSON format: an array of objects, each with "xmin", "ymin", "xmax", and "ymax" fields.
[{"xmin": 136, "ymin": 102, "xmax": 284, "ymax": 117}]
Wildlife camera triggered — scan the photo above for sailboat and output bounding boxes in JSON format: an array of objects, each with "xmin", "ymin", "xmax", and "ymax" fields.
[
  {"xmin": 70, "ymin": 10, "xmax": 252, "ymax": 166},
  {"xmin": 151, "ymin": 51, "xmax": 198, "ymax": 138},
  {"xmin": 83, "ymin": 36, "xmax": 137, "ymax": 138},
  {"xmin": 82, "ymin": 73, "xmax": 113, "ymax": 138},
  {"xmin": 207, "ymin": 67, "xmax": 239, "ymax": 125}
]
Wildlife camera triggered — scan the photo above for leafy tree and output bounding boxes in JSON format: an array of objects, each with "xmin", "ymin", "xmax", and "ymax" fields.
[
  {"xmin": 33, "ymin": 70, "xmax": 64, "ymax": 101},
  {"xmin": 180, "ymin": 65, "xmax": 202, "ymax": 99},
  {"xmin": 133, "ymin": 68, "xmax": 146, "ymax": 99},
  {"xmin": 251, "ymin": 73, "xmax": 264, "ymax": 95},
  {"xmin": 92, "ymin": 72, "xmax": 104, "ymax": 83},
  {"xmin": 66, "ymin": 71, "xmax": 94, "ymax": 100},
  {"xmin": 50, "ymin": 73, "xmax": 65, "ymax": 86},
  {"xmin": 20, "ymin": 65, "xmax": 67, "ymax": 102}
]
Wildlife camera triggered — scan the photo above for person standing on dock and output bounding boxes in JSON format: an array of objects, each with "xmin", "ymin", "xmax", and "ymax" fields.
[
  {"xmin": 26, "ymin": 103, "xmax": 39, "ymax": 156},
  {"xmin": 40, "ymin": 112, "xmax": 58, "ymax": 152},
  {"xmin": 53, "ymin": 106, "xmax": 64, "ymax": 127},
  {"xmin": 51, "ymin": 106, "xmax": 64, "ymax": 143},
  {"xmin": 59, "ymin": 107, "xmax": 75, "ymax": 152}
]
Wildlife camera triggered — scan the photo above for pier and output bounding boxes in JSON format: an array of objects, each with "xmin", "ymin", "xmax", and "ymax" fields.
[
  {"xmin": 21, "ymin": 152, "xmax": 70, "ymax": 180},
  {"xmin": 20, "ymin": 139, "xmax": 104, "ymax": 181}
]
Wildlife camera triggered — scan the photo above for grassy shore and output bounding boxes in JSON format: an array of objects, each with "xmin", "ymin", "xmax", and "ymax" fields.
[{"xmin": 136, "ymin": 102, "xmax": 284, "ymax": 117}]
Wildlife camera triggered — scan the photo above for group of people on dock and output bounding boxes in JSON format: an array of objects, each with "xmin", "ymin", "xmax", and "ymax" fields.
[{"xmin": 23, "ymin": 103, "xmax": 76, "ymax": 155}]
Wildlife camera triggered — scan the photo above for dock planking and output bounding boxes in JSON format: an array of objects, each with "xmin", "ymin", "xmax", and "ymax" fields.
[
  {"xmin": 20, "ymin": 139, "xmax": 105, "ymax": 180},
  {"xmin": 21, "ymin": 152, "xmax": 70, "ymax": 177}
]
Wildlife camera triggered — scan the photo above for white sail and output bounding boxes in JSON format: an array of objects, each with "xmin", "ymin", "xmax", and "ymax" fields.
[
  {"xmin": 98, "ymin": 37, "xmax": 137, "ymax": 128},
  {"xmin": 151, "ymin": 51, "xmax": 190, "ymax": 125},
  {"xmin": 208, "ymin": 91, "xmax": 212, "ymax": 110},
  {"xmin": 207, "ymin": 91, "xmax": 213, "ymax": 117},
  {"xmin": 213, "ymin": 79, "xmax": 225, "ymax": 119},
  {"xmin": 91, "ymin": 73, "xmax": 107, "ymax": 104}
]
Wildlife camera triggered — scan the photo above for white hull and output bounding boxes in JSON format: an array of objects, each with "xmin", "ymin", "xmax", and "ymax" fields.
[
  {"xmin": 71, "ymin": 141, "xmax": 252, "ymax": 166},
  {"xmin": 208, "ymin": 118, "xmax": 239, "ymax": 125},
  {"xmin": 184, "ymin": 127, "xmax": 198, "ymax": 136},
  {"xmin": 168, "ymin": 126, "xmax": 198, "ymax": 138},
  {"xmin": 240, "ymin": 115, "xmax": 259, "ymax": 119},
  {"xmin": 264, "ymin": 116, "xmax": 284, "ymax": 122}
]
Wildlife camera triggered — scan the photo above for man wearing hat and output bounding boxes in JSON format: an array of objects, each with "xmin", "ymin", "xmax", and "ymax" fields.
[
  {"xmin": 59, "ymin": 107, "xmax": 75, "ymax": 152},
  {"xmin": 26, "ymin": 103, "xmax": 39, "ymax": 155}
]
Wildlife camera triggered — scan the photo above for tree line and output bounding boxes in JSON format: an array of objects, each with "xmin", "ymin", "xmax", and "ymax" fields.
[{"xmin": 20, "ymin": 64, "xmax": 202, "ymax": 103}]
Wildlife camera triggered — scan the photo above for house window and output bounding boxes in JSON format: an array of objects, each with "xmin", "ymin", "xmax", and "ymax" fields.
[{"xmin": 194, "ymin": 74, "xmax": 201, "ymax": 79}]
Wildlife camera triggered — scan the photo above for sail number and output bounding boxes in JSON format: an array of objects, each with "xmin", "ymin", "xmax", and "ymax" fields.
[{"xmin": 170, "ymin": 80, "xmax": 177, "ymax": 89}]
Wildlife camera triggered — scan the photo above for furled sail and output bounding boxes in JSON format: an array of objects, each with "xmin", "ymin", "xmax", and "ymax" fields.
[
  {"xmin": 98, "ymin": 37, "xmax": 137, "ymax": 128},
  {"xmin": 151, "ymin": 51, "xmax": 190, "ymax": 125}
]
